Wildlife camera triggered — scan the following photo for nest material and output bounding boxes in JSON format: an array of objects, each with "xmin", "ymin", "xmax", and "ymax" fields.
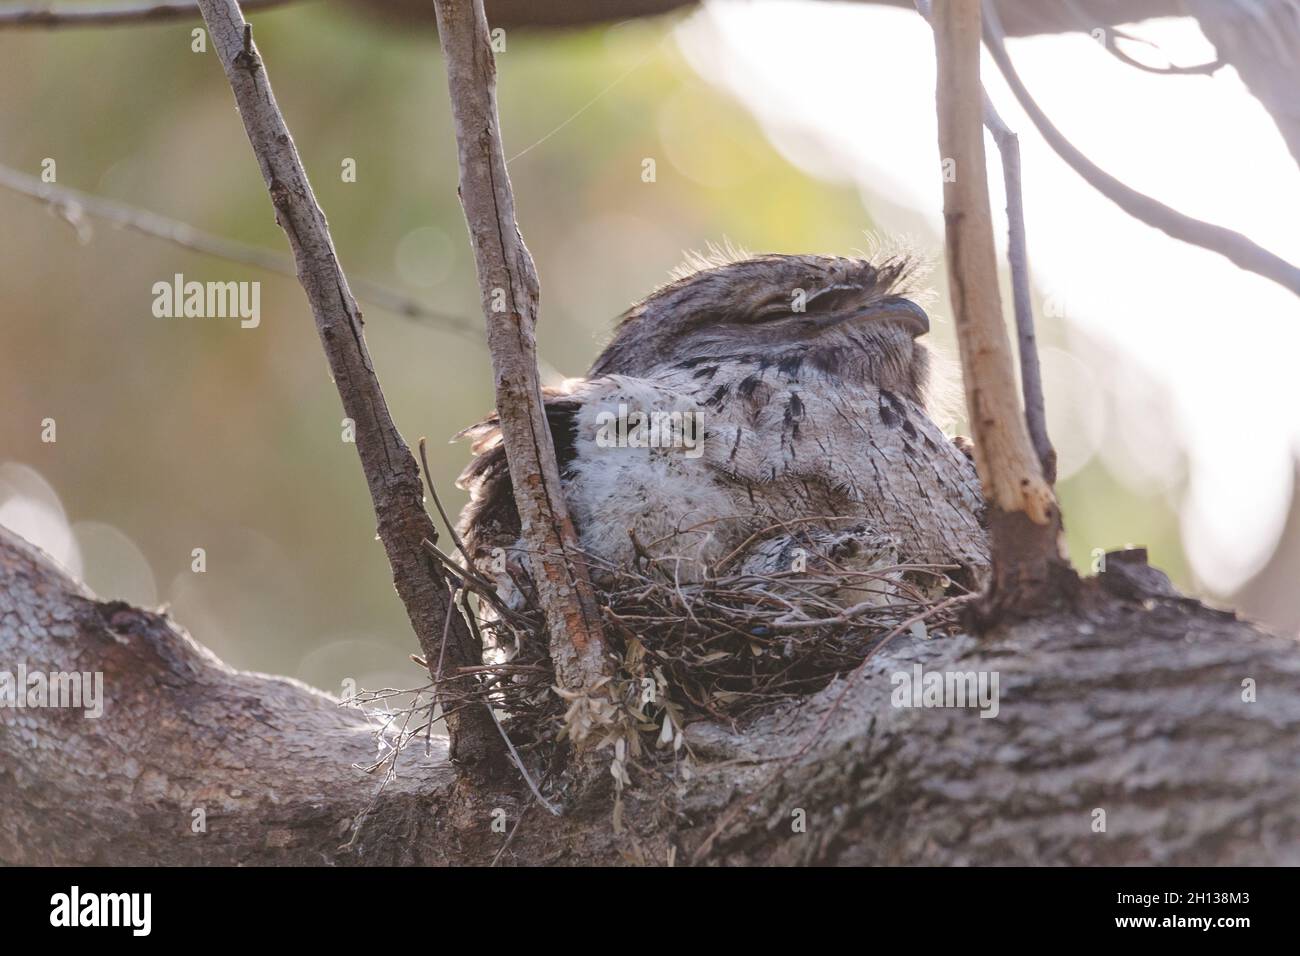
[
  {"xmin": 598, "ymin": 559, "xmax": 964, "ymax": 719},
  {"xmin": 342, "ymin": 545, "xmax": 969, "ymax": 837},
  {"xmin": 415, "ymin": 545, "xmax": 969, "ymax": 762}
]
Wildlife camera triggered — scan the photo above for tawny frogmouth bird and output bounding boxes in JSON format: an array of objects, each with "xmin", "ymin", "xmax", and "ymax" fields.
[{"xmin": 456, "ymin": 252, "xmax": 989, "ymax": 614}]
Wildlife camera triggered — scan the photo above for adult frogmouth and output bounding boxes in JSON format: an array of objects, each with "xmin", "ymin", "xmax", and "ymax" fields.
[{"xmin": 456, "ymin": 250, "xmax": 989, "ymax": 612}]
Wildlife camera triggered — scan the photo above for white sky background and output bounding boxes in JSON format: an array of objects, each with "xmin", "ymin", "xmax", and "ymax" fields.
[{"xmin": 678, "ymin": 1, "xmax": 1300, "ymax": 595}]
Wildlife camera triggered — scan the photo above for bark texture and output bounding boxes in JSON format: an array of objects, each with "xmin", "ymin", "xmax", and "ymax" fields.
[{"xmin": 4, "ymin": 528, "xmax": 1297, "ymax": 866}]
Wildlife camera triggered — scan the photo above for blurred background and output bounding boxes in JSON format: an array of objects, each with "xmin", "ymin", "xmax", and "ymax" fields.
[{"xmin": 2, "ymin": 0, "xmax": 1298, "ymax": 698}]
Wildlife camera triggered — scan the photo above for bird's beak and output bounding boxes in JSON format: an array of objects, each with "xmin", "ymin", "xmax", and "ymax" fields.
[{"xmin": 852, "ymin": 295, "xmax": 930, "ymax": 338}]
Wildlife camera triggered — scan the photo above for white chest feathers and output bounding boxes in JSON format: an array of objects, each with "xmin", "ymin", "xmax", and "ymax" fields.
[{"xmin": 556, "ymin": 364, "xmax": 988, "ymax": 582}]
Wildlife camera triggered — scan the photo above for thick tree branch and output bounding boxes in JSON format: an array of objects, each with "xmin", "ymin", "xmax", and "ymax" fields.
[
  {"xmin": 191, "ymin": 0, "xmax": 501, "ymax": 768},
  {"xmin": 931, "ymin": 0, "xmax": 1072, "ymax": 616},
  {"xmin": 431, "ymin": 0, "xmax": 610, "ymax": 696},
  {"xmin": 0, "ymin": 527, "xmax": 460, "ymax": 864},
  {"xmin": 4, "ymin": 528, "xmax": 1297, "ymax": 864},
  {"xmin": 0, "ymin": 163, "xmax": 481, "ymax": 343}
]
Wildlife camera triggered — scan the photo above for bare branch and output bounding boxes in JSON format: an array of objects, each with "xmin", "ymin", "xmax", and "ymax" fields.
[
  {"xmin": 0, "ymin": 163, "xmax": 480, "ymax": 343},
  {"xmin": 1098, "ymin": 28, "xmax": 1225, "ymax": 76},
  {"xmin": 0, "ymin": 0, "xmax": 300, "ymax": 28},
  {"xmin": 930, "ymin": 0, "xmax": 1072, "ymax": 616},
  {"xmin": 191, "ymin": 0, "xmax": 501, "ymax": 769},
  {"xmin": 431, "ymin": 0, "xmax": 610, "ymax": 697},
  {"xmin": 982, "ymin": 3, "xmax": 1300, "ymax": 298},
  {"xmin": 915, "ymin": 0, "xmax": 1057, "ymax": 486},
  {"xmin": 977, "ymin": 78, "xmax": 1056, "ymax": 485}
]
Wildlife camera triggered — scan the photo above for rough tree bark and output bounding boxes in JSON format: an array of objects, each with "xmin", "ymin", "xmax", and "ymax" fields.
[
  {"xmin": 190, "ymin": 0, "xmax": 500, "ymax": 769},
  {"xmin": 4, "ymin": 527, "xmax": 1297, "ymax": 865},
  {"xmin": 932, "ymin": 0, "xmax": 1073, "ymax": 617},
  {"xmin": 432, "ymin": 0, "xmax": 610, "ymax": 696}
]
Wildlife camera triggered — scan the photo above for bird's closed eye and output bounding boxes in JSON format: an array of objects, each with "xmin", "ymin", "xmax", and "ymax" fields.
[
  {"xmin": 805, "ymin": 285, "xmax": 866, "ymax": 311},
  {"xmin": 748, "ymin": 284, "xmax": 865, "ymax": 322}
]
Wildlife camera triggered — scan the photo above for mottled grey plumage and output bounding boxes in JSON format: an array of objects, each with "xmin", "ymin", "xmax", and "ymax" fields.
[{"xmin": 456, "ymin": 251, "xmax": 989, "ymax": 611}]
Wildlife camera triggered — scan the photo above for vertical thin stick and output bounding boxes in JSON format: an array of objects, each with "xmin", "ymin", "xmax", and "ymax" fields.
[
  {"xmin": 916, "ymin": 0, "xmax": 1057, "ymax": 484},
  {"xmin": 931, "ymin": 0, "xmax": 1071, "ymax": 615},
  {"xmin": 432, "ymin": 0, "xmax": 610, "ymax": 698},
  {"xmin": 193, "ymin": 0, "xmax": 500, "ymax": 767},
  {"xmin": 981, "ymin": 96, "xmax": 1057, "ymax": 484}
]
